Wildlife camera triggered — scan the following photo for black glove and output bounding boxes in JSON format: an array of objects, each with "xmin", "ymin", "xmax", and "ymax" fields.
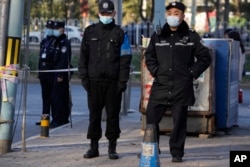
[
  {"xmin": 118, "ymin": 81, "xmax": 127, "ymax": 92},
  {"xmin": 81, "ymin": 79, "xmax": 90, "ymax": 92}
]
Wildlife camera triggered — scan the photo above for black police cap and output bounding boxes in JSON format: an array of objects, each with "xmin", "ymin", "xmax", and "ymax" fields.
[
  {"xmin": 99, "ymin": 0, "xmax": 114, "ymax": 13},
  {"xmin": 54, "ymin": 21, "xmax": 65, "ymax": 29},
  {"xmin": 166, "ymin": 1, "xmax": 186, "ymax": 12},
  {"xmin": 46, "ymin": 20, "xmax": 54, "ymax": 28}
]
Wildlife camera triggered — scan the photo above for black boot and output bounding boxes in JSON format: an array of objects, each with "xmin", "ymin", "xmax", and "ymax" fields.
[
  {"xmin": 108, "ymin": 139, "xmax": 119, "ymax": 159},
  {"xmin": 83, "ymin": 139, "xmax": 99, "ymax": 159}
]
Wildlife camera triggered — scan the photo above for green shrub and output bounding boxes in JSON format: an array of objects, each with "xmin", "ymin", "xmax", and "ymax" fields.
[
  {"xmin": 20, "ymin": 49, "xmax": 39, "ymax": 70},
  {"xmin": 131, "ymin": 50, "xmax": 141, "ymax": 82},
  {"xmin": 245, "ymin": 53, "xmax": 250, "ymax": 72},
  {"xmin": 241, "ymin": 53, "xmax": 250, "ymax": 84}
]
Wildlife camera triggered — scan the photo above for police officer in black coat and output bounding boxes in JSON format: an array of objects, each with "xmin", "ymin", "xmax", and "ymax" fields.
[
  {"xmin": 145, "ymin": 1, "xmax": 211, "ymax": 163},
  {"xmin": 50, "ymin": 21, "xmax": 72, "ymax": 128},
  {"xmin": 78, "ymin": 0, "xmax": 132, "ymax": 160},
  {"xmin": 36, "ymin": 20, "xmax": 56, "ymax": 125}
]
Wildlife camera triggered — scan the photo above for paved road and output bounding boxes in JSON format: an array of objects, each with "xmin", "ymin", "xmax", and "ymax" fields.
[
  {"xmin": 1, "ymin": 87, "xmax": 250, "ymax": 167},
  {"xmin": 11, "ymin": 82, "xmax": 250, "ymax": 143},
  {"xmin": 12, "ymin": 83, "xmax": 141, "ymax": 143},
  {"xmin": 12, "ymin": 83, "xmax": 85, "ymax": 143}
]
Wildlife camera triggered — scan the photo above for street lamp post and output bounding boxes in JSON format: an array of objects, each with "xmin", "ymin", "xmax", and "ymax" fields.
[{"xmin": 190, "ymin": 0, "xmax": 196, "ymax": 29}]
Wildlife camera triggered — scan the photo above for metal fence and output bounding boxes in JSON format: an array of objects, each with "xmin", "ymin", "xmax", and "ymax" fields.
[
  {"xmin": 122, "ymin": 22, "xmax": 155, "ymax": 46},
  {"xmin": 122, "ymin": 22, "xmax": 250, "ymax": 48}
]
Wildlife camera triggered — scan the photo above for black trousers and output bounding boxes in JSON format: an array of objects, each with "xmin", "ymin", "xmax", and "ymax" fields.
[
  {"xmin": 40, "ymin": 77, "xmax": 54, "ymax": 115},
  {"xmin": 86, "ymin": 80, "xmax": 122, "ymax": 141},
  {"xmin": 52, "ymin": 77, "xmax": 70, "ymax": 124},
  {"xmin": 146, "ymin": 100, "xmax": 188, "ymax": 157}
]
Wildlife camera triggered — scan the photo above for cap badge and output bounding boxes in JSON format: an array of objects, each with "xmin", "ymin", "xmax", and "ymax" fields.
[{"xmin": 103, "ymin": 2, "xmax": 108, "ymax": 9}]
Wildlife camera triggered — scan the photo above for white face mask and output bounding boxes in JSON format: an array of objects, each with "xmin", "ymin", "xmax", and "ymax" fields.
[
  {"xmin": 166, "ymin": 16, "xmax": 180, "ymax": 27},
  {"xmin": 45, "ymin": 28, "xmax": 53, "ymax": 37},
  {"xmin": 53, "ymin": 30, "xmax": 61, "ymax": 37},
  {"xmin": 99, "ymin": 14, "xmax": 113, "ymax": 24}
]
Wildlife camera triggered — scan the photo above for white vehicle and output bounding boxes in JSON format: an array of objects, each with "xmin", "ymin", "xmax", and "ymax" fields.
[
  {"xmin": 65, "ymin": 25, "xmax": 83, "ymax": 44},
  {"xmin": 22, "ymin": 31, "xmax": 42, "ymax": 43},
  {"xmin": 22, "ymin": 26, "xmax": 83, "ymax": 44}
]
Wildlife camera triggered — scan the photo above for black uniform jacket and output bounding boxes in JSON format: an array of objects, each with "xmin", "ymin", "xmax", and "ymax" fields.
[
  {"xmin": 78, "ymin": 21, "xmax": 131, "ymax": 82},
  {"xmin": 38, "ymin": 36, "xmax": 56, "ymax": 79},
  {"xmin": 54, "ymin": 34, "xmax": 72, "ymax": 79},
  {"xmin": 145, "ymin": 21, "xmax": 211, "ymax": 106}
]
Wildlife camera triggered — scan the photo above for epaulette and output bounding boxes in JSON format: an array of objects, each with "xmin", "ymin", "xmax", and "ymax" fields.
[
  {"xmin": 84, "ymin": 24, "xmax": 97, "ymax": 34},
  {"xmin": 113, "ymin": 25, "xmax": 124, "ymax": 35},
  {"xmin": 87, "ymin": 23, "xmax": 96, "ymax": 29}
]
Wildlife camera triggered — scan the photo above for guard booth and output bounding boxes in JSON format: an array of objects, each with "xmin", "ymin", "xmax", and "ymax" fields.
[{"xmin": 140, "ymin": 45, "xmax": 216, "ymax": 136}]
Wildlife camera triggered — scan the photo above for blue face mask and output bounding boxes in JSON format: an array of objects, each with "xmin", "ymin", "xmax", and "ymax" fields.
[
  {"xmin": 166, "ymin": 16, "xmax": 180, "ymax": 27},
  {"xmin": 99, "ymin": 15, "xmax": 113, "ymax": 25},
  {"xmin": 53, "ymin": 30, "xmax": 61, "ymax": 37},
  {"xmin": 45, "ymin": 29, "xmax": 53, "ymax": 37}
]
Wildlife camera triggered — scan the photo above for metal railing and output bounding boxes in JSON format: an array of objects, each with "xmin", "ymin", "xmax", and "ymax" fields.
[{"xmin": 122, "ymin": 22, "xmax": 154, "ymax": 46}]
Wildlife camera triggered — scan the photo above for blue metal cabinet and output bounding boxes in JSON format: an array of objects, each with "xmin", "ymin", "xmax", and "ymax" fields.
[{"xmin": 203, "ymin": 39, "xmax": 239, "ymax": 130}]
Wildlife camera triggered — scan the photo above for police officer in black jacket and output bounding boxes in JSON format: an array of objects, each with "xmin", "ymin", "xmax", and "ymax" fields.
[
  {"xmin": 78, "ymin": 0, "xmax": 132, "ymax": 160},
  {"xmin": 145, "ymin": 1, "xmax": 211, "ymax": 163},
  {"xmin": 36, "ymin": 20, "xmax": 56, "ymax": 125},
  {"xmin": 50, "ymin": 21, "xmax": 72, "ymax": 128}
]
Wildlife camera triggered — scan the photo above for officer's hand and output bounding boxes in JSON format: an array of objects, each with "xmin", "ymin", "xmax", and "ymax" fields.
[
  {"xmin": 81, "ymin": 79, "xmax": 90, "ymax": 92},
  {"xmin": 118, "ymin": 81, "xmax": 127, "ymax": 92}
]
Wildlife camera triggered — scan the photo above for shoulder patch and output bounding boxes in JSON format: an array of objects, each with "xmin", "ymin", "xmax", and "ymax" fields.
[
  {"xmin": 86, "ymin": 24, "xmax": 96, "ymax": 32},
  {"xmin": 61, "ymin": 46, "xmax": 67, "ymax": 53}
]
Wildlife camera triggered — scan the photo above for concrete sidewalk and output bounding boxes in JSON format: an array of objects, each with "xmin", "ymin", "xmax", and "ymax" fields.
[{"xmin": 1, "ymin": 92, "xmax": 250, "ymax": 167}]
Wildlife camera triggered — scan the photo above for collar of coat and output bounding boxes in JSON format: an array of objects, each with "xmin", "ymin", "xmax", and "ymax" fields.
[
  {"xmin": 98, "ymin": 19, "xmax": 116, "ymax": 29},
  {"xmin": 56, "ymin": 34, "xmax": 67, "ymax": 42},
  {"xmin": 54, "ymin": 34, "xmax": 67, "ymax": 47},
  {"xmin": 161, "ymin": 20, "xmax": 190, "ymax": 37}
]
